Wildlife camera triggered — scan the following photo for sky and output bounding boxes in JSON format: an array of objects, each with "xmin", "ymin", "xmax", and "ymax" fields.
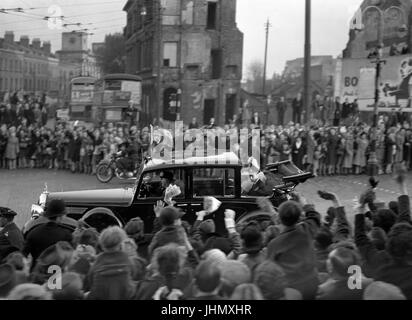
[{"xmin": 0, "ymin": 0, "xmax": 364, "ymax": 76}]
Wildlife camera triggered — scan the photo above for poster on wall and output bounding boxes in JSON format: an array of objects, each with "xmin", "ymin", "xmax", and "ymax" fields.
[
  {"xmin": 121, "ymin": 81, "xmax": 141, "ymax": 105},
  {"xmin": 338, "ymin": 54, "xmax": 412, "ymax": 112}
]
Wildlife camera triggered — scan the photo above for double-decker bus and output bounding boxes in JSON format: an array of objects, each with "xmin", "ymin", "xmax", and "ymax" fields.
[
  {"xmin": 69, "ymin": 76, "xmax": 97, "ymax": 122},
  {"xmin": 93, "ymin": 74, "xmax": 142, "ymax": 124}
]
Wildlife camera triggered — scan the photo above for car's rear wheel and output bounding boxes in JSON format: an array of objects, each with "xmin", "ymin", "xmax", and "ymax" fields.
[{"xmin": 96, "ymin": 163, "xmax": 114, "ymax": 183}]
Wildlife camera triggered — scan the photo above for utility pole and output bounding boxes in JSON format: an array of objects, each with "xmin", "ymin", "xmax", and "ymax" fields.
[
  {"xmin": 263, "ymin": 18, "xmax": 271, "ymax": 95},
  {"xmin": 367, "ymin": 9, "xmax": 386, "ymax": 177},
  {"xmin": 303, "ymin": 0, "xmax": 311, "ymax": 123},
  {"xmin": 156, "ymin": 0, "xmax": 163, "ymax": 124}
]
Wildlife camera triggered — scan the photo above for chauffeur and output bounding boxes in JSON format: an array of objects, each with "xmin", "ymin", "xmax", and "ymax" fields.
[{"xmin": 0, "ymin": 207, "xmax": 24, "ymax": 262}]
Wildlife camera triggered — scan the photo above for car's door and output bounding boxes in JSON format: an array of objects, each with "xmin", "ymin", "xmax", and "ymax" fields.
[
  {"xmin": 187, "ymin": 166, "xmax": 257, "ymax": 235},
  {"xmin": 128, "ymin": 167, "xmax": 189, "ymax": 233}
]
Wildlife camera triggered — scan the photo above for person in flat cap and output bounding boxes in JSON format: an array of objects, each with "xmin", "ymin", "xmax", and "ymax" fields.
[
  {"xmin": 0, "ymin": 207, "xmax": 24, "ymax": 263},
  {"xmin": 23, "ymin": 199, "xmax": 73, "ymax": 267}
]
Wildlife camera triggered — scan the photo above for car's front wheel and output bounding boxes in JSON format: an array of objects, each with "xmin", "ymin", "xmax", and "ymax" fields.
[{"xmin": 80, "ymin": 207, "xmax": 123, "ymax": 233}]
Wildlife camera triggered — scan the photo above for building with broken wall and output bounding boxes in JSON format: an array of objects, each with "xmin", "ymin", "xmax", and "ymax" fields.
[{"xmin": 123, "ymin": 0, "xmax": 243, "ymax": 126}]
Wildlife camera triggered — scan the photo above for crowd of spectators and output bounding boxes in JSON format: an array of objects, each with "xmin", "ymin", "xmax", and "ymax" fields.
[
  {"xmin": 1, "ymin": 93, "xmax": 412, "ymax": 178},
  {"xmin": 0, "ymin": 163, "xmax": 411, "ymax": 300}
]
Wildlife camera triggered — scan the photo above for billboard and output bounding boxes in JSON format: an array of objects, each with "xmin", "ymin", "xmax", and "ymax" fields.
[
  {"xmin": 71, "ymin": 90, "xmax": 94, "ymax": 103},
  {"xmin": 337, "ymin": 55, "xmax": 412, "ymax": 112}
]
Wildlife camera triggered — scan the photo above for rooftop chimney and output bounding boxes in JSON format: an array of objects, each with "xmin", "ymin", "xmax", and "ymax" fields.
[
  {"xmin": 42, "ymin": 41, "xmax": 51, "ymax": 54},
  {"xmin": 20, "ymin": 35, "xmax": 29, "ymax": 47},
  {"xmin": 32, "ymin": 38, "xmax": 41, "ymax": 50},
  {"xmin": 5, "ymin": 31, "xmax": 14, "ymax": 43}
]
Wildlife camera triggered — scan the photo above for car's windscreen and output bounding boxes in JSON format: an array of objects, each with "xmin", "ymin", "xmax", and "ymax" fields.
[{"xmin": 137, "ymin": 168, "xmax": 185, "ymax": 199}]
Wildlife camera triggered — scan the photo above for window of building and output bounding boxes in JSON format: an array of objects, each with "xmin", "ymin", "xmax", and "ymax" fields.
[
  {"xmin": 207, "ymin": 1, "xmax": 217, "ymax": 30},
  {"xmin": 225, "ymin": 65, "xmax": 238, "ymax": 79},
  {"xmin": 184, "ymin": 64, "xmax": 200, "ymax": 79},
  {"xmin": 162, "ymin": 0, "xmax": 180, "ymax": 25},
  {"xmin": 5, "ymin": 78, "xmax": 8, "ymax": 90},
  {"xmin": 143, "ymin": 0, "xmax": 153, "ymax": 22},
  {"xmin": 163, "ymin": 42, "xmax": 177, "ymax": 67},
  {"xmin": 0, "ymin": 78, "xmax": 2, "ymax": 91},
  {"xmin": 211, "ymin": 49, "xmax": 222, "ymax": 79},
  {"xmin": 0, "ymin": 58, "xmax": 2, "ymax": 70}
]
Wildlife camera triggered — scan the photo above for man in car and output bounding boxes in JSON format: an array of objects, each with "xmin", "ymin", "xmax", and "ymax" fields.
[
  {"xmin": 143, "ymin": 171, "xmax": 181, "ymax": 201},
  {"xmin": 117, "ymin": 139, "xmax": 139, "ymax": 178}
]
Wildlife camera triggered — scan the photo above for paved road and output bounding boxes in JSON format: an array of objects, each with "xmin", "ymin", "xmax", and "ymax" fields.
[{"xmin": 0, "ymin": 168, "xmax": 410, "ymax": 228}]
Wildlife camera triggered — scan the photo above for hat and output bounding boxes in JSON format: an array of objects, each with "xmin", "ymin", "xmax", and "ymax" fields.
[
  {"xmin": 241, "ymin": 223, "xmax": 263, "ymax": 254},
  {"xmin": 44, "ymin": 199, "xmax": 67, "ymax": 218},
  {"xmin": 364, "ymin": 281, "xmax": 406, "ymax": 300},
  {"xmin": 0, "ymin": 264, "xmax": 17, "ymax": 298},
  {"xmin": 124, "ymin": 218, "xmax": 144, "ymax": 239},
  {"xmin": 202, "ymin": 249, "xmax": 227, "ymax": 268},
  {"xmin": 253, "ymin": 260, "xmax": 288, "ymax": 300},
  {"xmin": 160, "ymin": 171, "xmax": 174, "ymax": 182},
  {"xmin": 204, "ymin": 237, "xmax": 232, "ymax": 255},
  {"xmin": 52, "ymin": 272, "xmax": 84, "ymax": 300},
  {"xmin": 5, "ymin": 252, "xmax": 25, "ymax": 271},
  {"xmin": 159, "ymin": 207, "xmax": 184, "ymax": 226},
  {"xmin": 7, "ymin": 284, "xmax": 52, "ymax": 300},
  {"xmin": 220, "ymin": 260, "xmax": 251, "ymax": 290},
  {"xmin": 199, "ymin": 219, "xmax": 216, "ymax": 235},
  {"xmin": 37, "ymin": 241, "xmax": 74, "ymax": 270},
  {"xmin": 0, "ymin": 207, "xmax": 17, "ymax": 217}
]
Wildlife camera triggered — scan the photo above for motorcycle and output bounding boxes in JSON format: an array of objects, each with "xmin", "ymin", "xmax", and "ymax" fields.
[{"xmin": 96, "ymin": 154, "xmax": 138, "ymax": 183}]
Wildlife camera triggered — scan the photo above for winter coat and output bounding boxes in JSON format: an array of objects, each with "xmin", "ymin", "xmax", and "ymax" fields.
[
  {"xmin": 343, "ymin": 137, "xmax": 354, "ymax": 169},
  {"xmin": 148, "ymin": 225, "xmax": 186, "ymax": 256},
  {"xmin": 317, "ymin": 277, "xmax": 373, "ymax": 300},
  {"xmin": 86, "ymin": 251, "xmax": 136, "ymax": 300},
  {"xmin": 353, "ymin": 138, "xmax": 368, "ymax": 167},
  {"xmin": 23, "ymin": 221, "xmax": 73, "ymax": 263},
  {"xmin": 305, "ymin": 135, "xmax": 316, "ymax": 165},
  {"xmin": 326, "ymin": 135, "xmax": 339, "ymax": 166},
  {"xmin": 266, "ymin": 208, "xmax": 321, "ymax": 299},
  {"xmin": 0, "ymin": 222, "xmax": 25, "ymax": 261},
  {"xmin": 5, "ymin": 135, "xmax": 19, "ymax": 160},
  {"xmin": 292, "ymin": 142, "xmax": 306, "ymax": 169}
]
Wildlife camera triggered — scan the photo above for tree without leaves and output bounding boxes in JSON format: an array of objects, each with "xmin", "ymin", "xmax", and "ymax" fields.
[
  {"xmin": 95, "ymin": 33, "xmax": 126, "ymax": 74},
  {"xmin": 243, "ymin": 60, "xmax": 279, "ymax": 94}
]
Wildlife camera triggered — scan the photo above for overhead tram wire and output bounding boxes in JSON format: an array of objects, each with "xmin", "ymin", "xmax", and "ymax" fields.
[{"xmin": 20, "ymin": 1, "xmax": 123, "ymax": 11}]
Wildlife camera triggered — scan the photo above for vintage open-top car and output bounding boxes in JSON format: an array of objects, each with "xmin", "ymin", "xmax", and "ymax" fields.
[{"xmin": 26, "ymin": 152, "xmax": 313, "ymax": 235}]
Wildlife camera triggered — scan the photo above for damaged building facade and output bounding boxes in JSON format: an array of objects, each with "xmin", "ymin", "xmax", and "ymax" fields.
[{"xmin": 123, "ymin": 0, "xmax": 243, "ymax": 126}]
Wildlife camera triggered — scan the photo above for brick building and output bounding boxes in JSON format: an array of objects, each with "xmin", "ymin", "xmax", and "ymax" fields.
[
  {"xmin": 56, "ymin": 32, "xmax": 101, "ymax": 79},
  {"xmin": 336, "ymin": 0, "xmax": 412, "ymax": 111},
  {"xmin": 343, "ymin": 0, "xmax": 411, "ymax": 60},
  {"xmin": 0, "ymin": 31, "xmax": 80, "ymax": 103},
  {"xmin": 123, "ymin": 0, "xmax": 243, "ymax": 126}
]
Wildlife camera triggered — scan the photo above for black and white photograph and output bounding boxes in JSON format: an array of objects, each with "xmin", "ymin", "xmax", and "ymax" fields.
[{"xmin": 1, "ymin": 0, "xmax": 412, "ymax": 308}]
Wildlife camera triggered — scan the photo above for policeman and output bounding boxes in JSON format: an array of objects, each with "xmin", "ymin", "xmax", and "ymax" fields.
[{"xmin": 0, "ymin": 207, "xmax": 24, "ymax": 262}]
